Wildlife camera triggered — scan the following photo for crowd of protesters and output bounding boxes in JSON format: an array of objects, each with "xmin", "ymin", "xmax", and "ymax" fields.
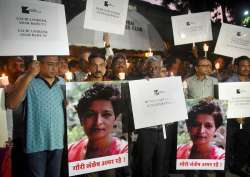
[{"xmin": 0, "ymin": 39, "xmax": 249, "ymax": 177}]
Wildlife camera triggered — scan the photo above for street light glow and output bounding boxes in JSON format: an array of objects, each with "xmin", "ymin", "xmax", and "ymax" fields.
[{"xmin": 244, "ymin": 10, "xmax": 249, "ymax": 16}]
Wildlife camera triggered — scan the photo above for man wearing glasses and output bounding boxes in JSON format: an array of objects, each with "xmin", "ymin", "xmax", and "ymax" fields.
[{"xmin": 183, "ymin": 58, "xmax": 218, "ymax": 99}]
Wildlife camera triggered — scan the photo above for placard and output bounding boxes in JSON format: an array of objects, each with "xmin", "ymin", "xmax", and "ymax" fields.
[
  {"xmin": 176, "ymin": 99, "xmax": 227, "ymax": 170},
  {"xmin": 0, "ymin": 0, "xmax": 69, "ymax": 56},
  {"xmin": 0, "ymin": 88, "xmax": 8, "ymax": 148},
  {"xmin": 218, "ymin": 82, "xmax": 250, "ymax": 118},
  {"xmin": 66, "ymin": 82, "xmax": 128, "ymax": 176},
  {"xmin": 84, "ymin": 0, "xmax": 129, "ymax": 35},
  {"xmin": 214, "ymin": 23, "xmax": 250, "ymax": 58},
  {"xmin": 171, "ymin": 12, "xmax": 212, "ymax": 45},
  {"xmin": 129, "ymin": 77, "xmax": 188, "ymax": 129}
]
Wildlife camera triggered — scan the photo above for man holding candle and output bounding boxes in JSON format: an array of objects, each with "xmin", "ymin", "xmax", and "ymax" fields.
[{"xmin": 6, "ymin": 56, "xmax": 65, "ymax": 177}]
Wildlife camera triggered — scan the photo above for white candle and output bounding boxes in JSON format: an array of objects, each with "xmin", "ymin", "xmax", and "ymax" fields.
[
  {"xmin": 148, "ymin": 48, "xmax": 153, "ymax": 57},
  {"xmin": 203, "ymin": 43, "xmax": 209, "ymax": 58},
  {"xmin": 33, "ymin": 55, "xmax": 37, "ymax": 61},
  {"xmin": 203, "ymin": 43, "xmax": 209, "ymax": 52},
  {"xmin": 65, "ymin": 71, "xmax": 73, "ymax": 81},
  {"xmin": 0, "ymin": 74, "xmax": 9, "ymax": 86},
  {"xmin": 118, "ymin": 72, "xmax": 125, "ymax": 80}
]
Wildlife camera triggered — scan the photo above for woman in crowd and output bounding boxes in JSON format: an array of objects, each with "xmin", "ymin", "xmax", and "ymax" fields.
[
  {"xmin": 68, "ymin": 83, "xmax": 128, "ymax": 161},
  {"xmin": 177, "ymin": 100, "xmax": 225, "ymax": 159}
]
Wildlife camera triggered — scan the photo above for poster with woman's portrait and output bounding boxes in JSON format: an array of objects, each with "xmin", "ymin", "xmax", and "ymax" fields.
[
  {"xmin": 176, "ymin": 99, "xmax": 227, "ymax": 170},
  {"xmin": 66, "ymin": 82, "xmax": 128, "ymax": 176}
]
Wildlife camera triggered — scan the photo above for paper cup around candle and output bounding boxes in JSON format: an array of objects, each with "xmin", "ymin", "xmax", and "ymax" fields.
[
  {"xmin": 118, "ymin": 72, "xmax": 125, "ymax": 80},
  {"xmin": 65, "ymin": 71, "xmax": 73, "ymax": 81}
]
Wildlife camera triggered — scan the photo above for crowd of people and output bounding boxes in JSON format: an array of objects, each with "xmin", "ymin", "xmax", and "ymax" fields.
[{"xmin": 0, "ymin": 41, "xmax": 249, "ymax": 177}]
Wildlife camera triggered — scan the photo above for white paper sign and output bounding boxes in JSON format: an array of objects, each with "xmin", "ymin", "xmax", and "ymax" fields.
[
  {"xmin": 171, "ymin": 12, "xmax": 213, "ymax": 45},
  {"xmin": 0, "ymin": 88, "xmax": 8, "ymax": 147},
  {"xmin": 129, "ymin": 77, "xmax": 188, "ymax": 129},
  {"xmin": 214, "ymin": 23, "xmax": 250, "ymax": 58},
  {"xmin": 219, "ymin": 82, "xmax": 250, "ymax": 118},
  {"xmin": 0, "ymin": 0, "xmax": 69, "ymax": 56},
  {"xmin": 84, "ymin": 0, "xmax": 129, "ymax": 35}
]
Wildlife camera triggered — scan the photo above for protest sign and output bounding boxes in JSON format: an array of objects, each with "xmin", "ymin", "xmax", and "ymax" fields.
[
  {"xmin": 218, "ymin": 82, "xmax": 250, "ymax": 118},
  {"xmin": 176, "ymin": 99, "xmax": 227, "ymax": 170},
  {"xmin": 214, "ymin": 23, "xmax": 250, "ymax": 58},
  {"xmin": 0, "ymin": 0, "xmax": 69, "ymax": 56},
  {"xmin": 171, "ymin": 12, "xmax": 212, "ymax": 45},
  {"xmin": 129, "ymin": 77, "xmax": 188, "ymax": 129},
  {"xmin": 84, "ymin": 0, "xmax": 129, "ymax": 35},
  {"xmin": 66, "ymin": 82, "xmax": 128, "ymax": 176}
]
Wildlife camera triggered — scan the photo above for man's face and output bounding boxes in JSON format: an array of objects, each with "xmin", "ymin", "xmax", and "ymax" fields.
[
  {"xmin": 145, "ymin": 61, "xmax": 161, "ymax": 78},
  {"xmin": 88, "ymin": 57, "xmax": 106, "ymax": 79},
  {"xmin": 58, "ymin": 58, "xmax": 68, "ymax": 76},
  {"xmin": 39, "ymin": 56, "xmax": 59, "ymax": 78},
  {"xmin": 238, "ymin": 60, "xmax": 250, "ymax": 77},
  {"xmin": 196, "ymin": 59, "xmax": 212, "ymax": 76},
  {"xmin": 6, "ymin": 57, "xmax": 25, "ymax": 78},
  {"xmin": 82, "ymin": 100, "xmax": 116, "ymax": 141},
  {"xmin": 113, "ymin": 58, "xmax": 127, "ymax": 75}
]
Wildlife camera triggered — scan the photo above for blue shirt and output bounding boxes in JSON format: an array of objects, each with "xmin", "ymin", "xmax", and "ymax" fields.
[
  {"xmin": 25, "ymin": 76, "xmax": 65, "ymax": 153},
  {"xmin": 226, "ymin": 74, "xmax": 250, "ymax": 82}
]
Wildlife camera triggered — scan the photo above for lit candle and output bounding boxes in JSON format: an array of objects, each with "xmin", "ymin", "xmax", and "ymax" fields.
[
  {"xmin": 0, "ymin": 74, "xmax": 9, "ymax": 87},
  {"xmin": 203, "ymin": 43, "xmax": 209, "ymax": 58},
  {"xmin": 148, "ymin": 48, "xmax": 153, "ymax": 57},
  {"xmin": 33, "ymin": 55, "xmax": 37, "ymax": 61},
  {"xmin": 170, "ymin": 72, "xmax": 174, "ymax": 76},
  {"xmin": 65, "ymin": 71, "xmax": 73, "ymax": 81},
  {"xmin": 215, "ymin": 63, "xmax": 220, "ymax": 70},
  {"xmin": 203, "ymin": 43, "xmax": 209, "ymax": 52},
  {"xmin": 182, "ymin": 81, "xmax": 188, "ymax": 89},
  {"xmin": 118, "ymin": 72, "xmax": 125, "ymax": 80}
]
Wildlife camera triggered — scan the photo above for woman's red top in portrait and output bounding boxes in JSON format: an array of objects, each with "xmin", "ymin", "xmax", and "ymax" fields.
[
  {"xmin": 176, "ymin": 143, "xmax": 225, "ymax": 159},
  {"xmin": 68, "ymin": 137, "xmax": 128, "ymax": 162}
]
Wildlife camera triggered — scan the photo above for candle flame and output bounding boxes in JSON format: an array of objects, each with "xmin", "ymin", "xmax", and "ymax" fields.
[
  {"xmin": 65, "ymin": 71, "xmax": 73, "ymax": 81},
  {"xmin": 203, "ymin": 43, "xmax": 209, "ymax": 52}
]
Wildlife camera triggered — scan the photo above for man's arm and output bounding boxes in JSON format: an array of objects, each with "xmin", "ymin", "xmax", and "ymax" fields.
[{"xmin": 6, "ymin": 61, "xmax": 40, "ymax": 109}]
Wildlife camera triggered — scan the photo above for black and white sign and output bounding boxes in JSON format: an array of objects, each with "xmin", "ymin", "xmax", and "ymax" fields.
[
  {"xmin": 171, "ymin": 12, "xmax": 213, "ymax": 45},
  {"xmin": 129, "ymin": 77, "xmax": 188, "ymax": 129},
  {"xmin": 0, "ymin": 0, "xmax": 69, "ymax": 56},
  {"xmin": 84, "ymin": 0, "xmax": 129, "ymax": 35},
  {"xmin": 219, "ymin": 82, "xmax": 250, "ymax": 118},
  {"xmin": 214, "ymin": 23, "xmax": 250, "ymax": 58}
]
